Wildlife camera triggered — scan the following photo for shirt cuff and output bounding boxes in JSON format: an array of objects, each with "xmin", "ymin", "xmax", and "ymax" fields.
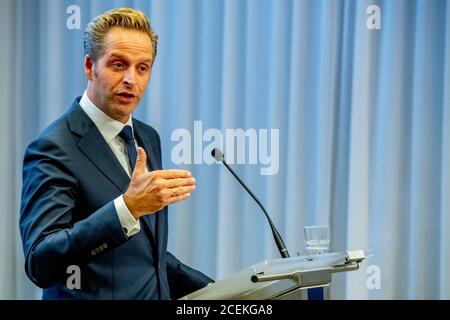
[{"xmin": 114, "ymin": 195, "xmax": 140, "ymax": 237}]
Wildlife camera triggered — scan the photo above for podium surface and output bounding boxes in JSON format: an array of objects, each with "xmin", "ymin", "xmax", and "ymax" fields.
[{"xmin": 180, "ymin": 250, "xmax": 365, "ymax": 300}]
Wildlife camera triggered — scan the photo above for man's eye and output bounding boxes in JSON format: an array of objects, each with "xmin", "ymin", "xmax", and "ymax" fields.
[
  {"xmin": 138, "ymin": 66, "xmax": 148, "ymax": 72},
  {"xmin": 112, "ymin": 62, "xmax": 125, "ymax": 69}
]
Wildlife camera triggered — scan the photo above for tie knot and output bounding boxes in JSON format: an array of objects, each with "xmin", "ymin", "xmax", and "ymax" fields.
[{"xmin": 119, "ymin": 125, "xmax": 135, "ymax": 143}]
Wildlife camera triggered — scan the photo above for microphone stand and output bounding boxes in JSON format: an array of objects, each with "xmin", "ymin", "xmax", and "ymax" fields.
[{"xmin": 214, "ymin": 150, "xmax": 290, "ymax": 258}]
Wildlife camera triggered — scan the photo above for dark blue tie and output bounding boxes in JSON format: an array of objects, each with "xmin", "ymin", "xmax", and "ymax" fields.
[
  {"xmin": 119, "ymin": 125, "xmax": 156, "ymax": 236},
  {"xmin": 119, "ymin": 126, "xmax": 137, "ymax": 170}
]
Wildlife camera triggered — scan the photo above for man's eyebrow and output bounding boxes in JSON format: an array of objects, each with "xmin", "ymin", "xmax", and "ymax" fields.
[
  {"xmin": 108, "ymin": 53, "xmax": 152, "ymax": 64},
  {"xmin": 108, "ymin": 53, "xmax": 127, "ymax": 60}
]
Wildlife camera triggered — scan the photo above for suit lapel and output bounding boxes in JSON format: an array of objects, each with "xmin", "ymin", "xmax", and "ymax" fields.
[
  {"xmin": 67, "ymin": 101, "xmax": 130, "ymax": 193},
  {"xmin": 133, "ymin": 123, "xmax": 160, "ymax": 172},
  {"xmin": 133, "ymin": 122, "xmax": 160, "ymax": 245},
  {"xmin": 134, "ymin": 129, "xmax": 166, "ymax": 258}
]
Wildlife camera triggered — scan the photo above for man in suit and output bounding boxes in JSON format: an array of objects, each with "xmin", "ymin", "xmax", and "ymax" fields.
[{"xmin": 19, "ymin": 8, "xmax": 213, "ymax": 299}]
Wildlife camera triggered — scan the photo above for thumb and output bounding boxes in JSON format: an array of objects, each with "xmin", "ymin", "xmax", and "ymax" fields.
[{"xmin": 132, "ymin": 147, "xmax": 147, "ymax": 177}]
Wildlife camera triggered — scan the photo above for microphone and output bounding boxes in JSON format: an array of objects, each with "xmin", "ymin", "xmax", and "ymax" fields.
[{"xmin": 211, "ymin": 148, "xmax": 290, "ymax": 258}]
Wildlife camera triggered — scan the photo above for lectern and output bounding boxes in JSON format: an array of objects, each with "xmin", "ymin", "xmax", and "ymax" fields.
[{"xmin": 180, "ymin": 250, "xmax": 365, "ymax": 300}]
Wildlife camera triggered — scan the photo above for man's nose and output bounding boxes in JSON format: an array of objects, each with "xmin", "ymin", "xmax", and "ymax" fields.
[{"xmin": 123, "ymin": 69, "xmax": 136, "ymax": 86}]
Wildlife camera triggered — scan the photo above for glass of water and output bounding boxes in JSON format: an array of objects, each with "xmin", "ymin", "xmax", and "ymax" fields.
[{"xmin": 304, "ymin": 225, "xmax": 331, "ymax": 255}]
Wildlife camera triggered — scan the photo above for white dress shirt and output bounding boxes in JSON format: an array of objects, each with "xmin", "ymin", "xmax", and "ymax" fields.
[{"xmin": 79, "ymin": 91, "xmax": 141, "ymax": 237}]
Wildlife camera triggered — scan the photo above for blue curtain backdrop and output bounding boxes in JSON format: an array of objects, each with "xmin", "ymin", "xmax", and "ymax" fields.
[{"xmin": 0, "ymin": 0, "xmax": 449, "ymax": 299}]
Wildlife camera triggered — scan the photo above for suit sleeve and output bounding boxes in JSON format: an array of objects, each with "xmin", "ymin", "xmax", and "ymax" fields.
[
  {"xmin": 19, "ymin": 137, "xmax": 129, "ymax": 288},
  {"xmin": 166, "ymin": 252, "xmax": 214, "ymax": 299}
]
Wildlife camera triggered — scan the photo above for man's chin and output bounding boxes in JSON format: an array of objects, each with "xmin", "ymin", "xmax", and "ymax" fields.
[{"xmin": 109, "ymin": 103, "xmax": 138, "ymax": 122}]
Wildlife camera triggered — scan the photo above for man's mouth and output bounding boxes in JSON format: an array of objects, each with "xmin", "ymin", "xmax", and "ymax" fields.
[
  {"xmin": 115, "ymin": 92, "xmax": 136, "ymax": 103},
  {"xmin": 116, "ymin": 92, "xmax": 136, "ymax": 98}
]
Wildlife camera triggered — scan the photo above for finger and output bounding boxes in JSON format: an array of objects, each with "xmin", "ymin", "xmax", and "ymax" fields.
[
  {"xmin": 164, "ymin": 185, "xmax": 196, "ymax": 199},
  {"xmin": 154, "ymin": 169, "xmax": 192, "ymax": 179},
  {"xmin": 162, "ymin": 177, "xmax": 196, "ymax": 188},
  {"xmin": 159, "ymin": 185, "xmax": 195, "ymax": 199},
  {"xmin": 166, "ymin": 192, "xmax": 191, "ymax": 205},
  {"xmin": 132, "ymin": 147, "xmax": 147, "ymax": 177}
]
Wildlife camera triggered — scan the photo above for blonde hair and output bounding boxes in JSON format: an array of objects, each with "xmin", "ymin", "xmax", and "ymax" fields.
[{"xmin": 84, "ymin": 8, "xmax": 158, "ymax": 62}]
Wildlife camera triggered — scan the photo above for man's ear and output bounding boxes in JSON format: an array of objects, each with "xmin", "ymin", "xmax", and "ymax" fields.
[{"xmin": 84, "ymin": 55, "xmax": 94, "ymax": 81}]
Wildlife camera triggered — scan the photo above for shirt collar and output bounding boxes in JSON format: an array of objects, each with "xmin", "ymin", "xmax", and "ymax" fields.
[{"xmin": 79, "ymin": 91, "xmax": 133, "ymax": 143}]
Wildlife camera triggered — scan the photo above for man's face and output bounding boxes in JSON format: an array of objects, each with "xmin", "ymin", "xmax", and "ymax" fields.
[{"xmin": 85, "ymin": 27, "xmax": 154, "ymax": 123}]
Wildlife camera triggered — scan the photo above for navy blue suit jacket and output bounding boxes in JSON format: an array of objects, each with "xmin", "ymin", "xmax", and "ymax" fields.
[{"xmin": 20, "ymin": 97, "xmax": 212, "ymax": 299}]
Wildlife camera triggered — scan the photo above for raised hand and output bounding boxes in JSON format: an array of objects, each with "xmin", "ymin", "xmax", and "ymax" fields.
[{"xmin": 123, "ymin": 147, "xmax": 196, "ymax": 219}]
